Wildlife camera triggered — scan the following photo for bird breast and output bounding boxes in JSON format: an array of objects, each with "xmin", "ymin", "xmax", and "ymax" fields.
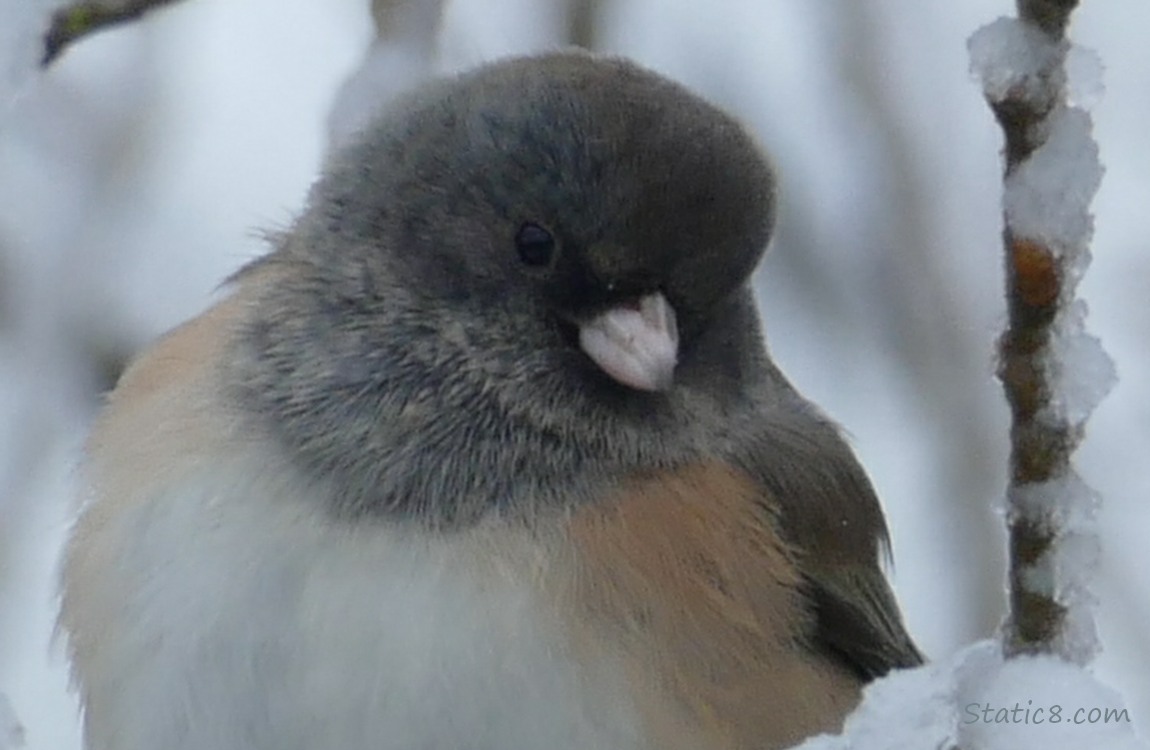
[{"xmin": 61, "ymin": 289, "xmax": 855, "ymax": 750}]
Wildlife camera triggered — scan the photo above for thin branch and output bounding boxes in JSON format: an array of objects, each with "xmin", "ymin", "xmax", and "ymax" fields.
[
  {"xmin": 981, "ymin": 0, "xmax": 1096, "ymax": 658},
  {"xmin": 370, "ymin": 0, "xmax": 444, "ymax": 43},
  {"xmin": 567, "ymin": 0, "xmax": 602, "ymax": 50},
  {"xmin": 42, "ymin": 0, "xmax": 185, "ymax": 66},
  {"xmin": 1017, "ymin": 0, "xmax": 1080, "ymax": 36}
]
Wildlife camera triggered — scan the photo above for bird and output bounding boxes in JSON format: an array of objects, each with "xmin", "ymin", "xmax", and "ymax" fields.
[{"xmin": 60, "ymin": 50, "xmax": 922, "ymax": 750}]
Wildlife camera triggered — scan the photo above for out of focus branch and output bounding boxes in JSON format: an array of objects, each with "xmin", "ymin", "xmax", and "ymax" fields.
[
  {"xmin": 370, "ymin": 0, "xmax": 443, "ymax": 43},
  {"xmin": 1017, "ymin": 0, "xmax": 1079, "ymax": 36},
  {"xmin": 567, "ymin": 0, "xmax": 602, "ymax": 50},
  {"xmin": 42, "ymin": 0, "xmax": 185, "ymax": 65}
]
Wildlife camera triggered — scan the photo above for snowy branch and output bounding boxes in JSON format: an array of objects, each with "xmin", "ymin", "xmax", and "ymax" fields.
[
  {"xmin": 42, "ymin": 0, "xmax": 185, "ymax": 65},
  {"xmin": 970, "ymin": 3, "xmax": 1113, "ymax": 662}
]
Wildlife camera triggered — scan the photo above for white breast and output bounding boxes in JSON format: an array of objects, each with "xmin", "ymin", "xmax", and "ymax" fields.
[{"xmin": 63, "ymin": 453, "xmax": 644, "ymax": 750}]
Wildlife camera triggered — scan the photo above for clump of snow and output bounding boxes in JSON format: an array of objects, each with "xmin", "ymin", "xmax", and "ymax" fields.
[
  {"xmin": 968, "ymin": 17, "xmax": 1065, "ymax": 106},
  {"xmin": 0, "ymin": 693, "xmax": 24, "ymax": 750},
  {"xmin": 1044, "ymin": 301, "xmax": 1118, "ymax": 427},
  {"xmin": 1004, "ymin": 105, "xmax": 1104, "ymax": 262},
  {"xmin": 1053, "ymin": 528, "xmax": 1103, "ymax": 661},
  {"xmin": 1065, "ymin": 44, "xmax": 1105, "ymax": 110},
  {"xmin": 969, "ymin": 18, "xmax": 1107, "ymax": 313},
  {"xmin": 794, "ymin": 641, "xmax": 1148, "ymax": 750},
  {"xmin": 958, "ymin": 642, "xmax": 1144, "ymax": 750},
  {"xmin": 1006, "ymin": 470, "xmax": 1100, "ymax": 528}
]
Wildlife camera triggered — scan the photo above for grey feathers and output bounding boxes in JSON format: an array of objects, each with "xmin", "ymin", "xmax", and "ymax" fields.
[
  {"xmin": 223, "ymin": 50, "xmax": 920, "ymax": 676},
  {"xmin": 226, "ymin": 52, "xmax": 776, "ymax": 522}
]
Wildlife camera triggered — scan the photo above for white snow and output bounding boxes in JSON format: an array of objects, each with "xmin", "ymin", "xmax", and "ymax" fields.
[
  {"xmin": 1066, "ymin": 44, "xmax": 1105, "ymax": 110},
  {"xmin": 1006, "ymin": 471, "xmax": 1099, "ymax": 528},
  {"xmin": 795, "ymin": 641, "xmax": 1148, "ymax": 750},
  {"xmin": 968, "ymin": 17, "xmax": 1065, "ymax": 106},
  {"xmin": 970, "ymin": 18, "xmax": 1107, "ymax": 285},
  {"xmin": 959, "ymin": 642, "xmax": 1146, "ymax": 750},
  {"xmin": 1003, "ymin": 105, "xmax": 1103, "ymax": 263},
  {"xmin": 1003, "ymin": 481, "xmax": 1102, "ymax": 664},
  {"xmin": 1051, "ymin": 528, "xmax": 1103, "ymax": 662},
  {"xmin": 1045, "ymin": 301, "xmax": 1118, "ymax": 427}
]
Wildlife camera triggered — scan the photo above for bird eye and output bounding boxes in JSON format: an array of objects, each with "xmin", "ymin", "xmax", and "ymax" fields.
[{"xmin": 515, "ymin": 223, "xmax": 556, "ymax": 267}]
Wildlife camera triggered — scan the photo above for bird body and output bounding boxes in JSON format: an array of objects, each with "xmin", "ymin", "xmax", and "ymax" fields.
[{"xmin": 61, "ymin": 52, "xmax": 920, "ymax": 750}]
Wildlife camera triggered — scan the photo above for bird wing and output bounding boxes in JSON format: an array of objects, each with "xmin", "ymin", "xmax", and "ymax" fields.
[
  {"xmin": 803, "ymin": 560, "xmax": 925, "ymax": 680},
  {"xmin": 732, "ymin": 406, "xmax": 924, "ymax": 682}
]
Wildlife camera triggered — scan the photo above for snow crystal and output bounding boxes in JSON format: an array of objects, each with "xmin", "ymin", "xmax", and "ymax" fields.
[
  {"xmin": 1004, "ymin": 105, "xmax": 1103, "ymax": 260},
  {"xmin": 794, "ymin": 642, "xmax": 1148, "ymax": 750},
  {"xmin": 968, "ymin": 17, "xmax": 1065, "ymax": 106},
  {"xmin": 0, "ymin": 694, "xmax": 24, "ymax": 750}
]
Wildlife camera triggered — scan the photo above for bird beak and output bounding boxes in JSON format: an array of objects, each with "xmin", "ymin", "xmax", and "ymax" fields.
[{"xmin": 578, "ymin": 292, "xmax": 679, "ymax": 392}]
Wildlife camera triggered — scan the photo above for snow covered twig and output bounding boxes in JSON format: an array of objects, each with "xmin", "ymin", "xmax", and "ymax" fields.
[{"xmin": 969, "ymin": 2, "xmax": 1113, "ymax": 662}]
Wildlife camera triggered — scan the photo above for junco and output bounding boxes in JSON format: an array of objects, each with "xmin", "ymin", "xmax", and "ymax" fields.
[{"xmin": 61, "ymin": 51, "xmax": 921, "ymax": 750}]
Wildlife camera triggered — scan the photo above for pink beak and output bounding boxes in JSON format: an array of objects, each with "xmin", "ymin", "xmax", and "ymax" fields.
[{"xmin": 578, "ymin": 292, "xmax": 679, "ymax": 392}]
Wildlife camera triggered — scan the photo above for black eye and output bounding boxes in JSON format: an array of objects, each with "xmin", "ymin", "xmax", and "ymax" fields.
[{"xmin": 515, "ymin": 223, "xmax": 556, "ymax": 267}]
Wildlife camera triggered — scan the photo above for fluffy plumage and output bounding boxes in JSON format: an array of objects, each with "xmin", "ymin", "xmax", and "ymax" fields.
[{"xmin": 61, "ymin": 51, "xmax": 921, "ymax": 750}]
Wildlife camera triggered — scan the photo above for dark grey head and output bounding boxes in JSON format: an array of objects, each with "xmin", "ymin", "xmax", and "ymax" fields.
[{"xmin": 229, "ymin": 52, "xmax": 781, "ymax": 523}]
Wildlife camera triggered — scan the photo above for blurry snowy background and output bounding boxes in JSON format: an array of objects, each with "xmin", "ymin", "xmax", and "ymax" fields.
[{"xmin": 1, "ymin": 0, "xmax": 1147, "ymax": 747}]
